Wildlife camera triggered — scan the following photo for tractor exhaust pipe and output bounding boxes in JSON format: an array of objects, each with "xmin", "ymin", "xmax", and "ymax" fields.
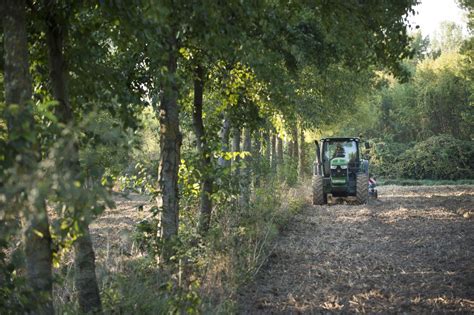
[
  {"xmin": 314, "ymin": 140, "xmax": 321, "ymax": 165},
  {"xmin": 314, "ymin": 140, "xmax": 322, "ymax": 175}
]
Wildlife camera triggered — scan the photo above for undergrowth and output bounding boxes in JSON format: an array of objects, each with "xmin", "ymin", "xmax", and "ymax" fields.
[
  {"xmin": 52, "ymin": 179, "xmax": 307, "ymax": 314},
  {"xmin": 199, "ymin": 181, "xmax": 306, "ymax": 313}
]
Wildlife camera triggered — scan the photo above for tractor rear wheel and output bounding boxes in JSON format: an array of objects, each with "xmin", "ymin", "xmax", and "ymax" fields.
[
  {"xmin": 356, "ymin": 173, "xmax": 369, "ymax": 204},
  {"xmin": 312, "ymin": 175, "xmax": 326, "ymax": 205}
]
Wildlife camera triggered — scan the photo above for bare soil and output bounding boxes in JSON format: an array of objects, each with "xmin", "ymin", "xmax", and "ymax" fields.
[
  {"xmin": 90, "ymin": 193, "xmax": 151, "ymax": 262},
  {"xmin": 239, "ymin": 185, "xmax": 474, "ymax": 314}
]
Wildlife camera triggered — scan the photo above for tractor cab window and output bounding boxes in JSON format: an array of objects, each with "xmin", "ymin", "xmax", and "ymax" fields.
[{"xmin": 324, "ymin": 141, "xmax": 358, "ymax": 162}]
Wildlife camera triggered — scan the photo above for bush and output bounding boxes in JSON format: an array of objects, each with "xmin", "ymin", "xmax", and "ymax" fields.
[
  {"xmin": 370, "ymin": 134, "xmax": 474, "ymax": 180},
  {"xmin": 397, "ymin": 135, "xmax": 474, "ymax": 180},
  {"xmin": 369, "ymin": 140, "xmax": 411, "ymax": 177}
]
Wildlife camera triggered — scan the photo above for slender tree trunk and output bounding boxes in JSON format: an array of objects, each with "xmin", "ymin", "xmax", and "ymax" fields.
[
  {"xmin": 217, "ymin": 115, "xmax": 231, "ymax": 168},
  {"xmin": 74, "ymin": 223, "xmax": 101, "ymax": 313},
  {"xmin": 240, "ymin": 128, "xmax": 252, "ymax": 207},
  {"xmin": 44, "ymin": 8, "xmax": 102, "ymax": 313},
  {"xmin": 276, "ymin": 135, "xmax": 283, "ymax": 180},
  {"xmin": 4, "ymin": 0, "xmax": 53, "ymax": 313},
  {"xmin": 264, "ymin": 131, "xmax": 271, "ymax": 165},
  {"xmin": 298, "ymin": 127, "xmax": 305, "ymax": 179},
  {"xmin": 192, "ymin": 65, "xmax": 213, "ymax": 233},
  {"xmin": 271, "ymin": 133, "xmax": 277, "ymax": 171},
  {"xmin": 288, "ymin": 139, "xmax": 294, "ymax": 161},
  {"xmin": 157, "ymin": 39, "xmax": 181, "ymax": 254},
  {"xmin": 291, "ymin": 127, "xmax": 298, "ymax": 160},
  {"xmin": 218, "ymin": 64, "xmax": 232, "ymax": 169},
  {"xmin": 45, "ymin": 7, "xmax": 72, "ymax": 122},
  {"xmin": 277, "ymin": 136, "xmax": 284, "ymax": 168},
  {"xmin": 253, "ymin": 131, "xmax": 261, "ymax": 187},
  {"xmin": 3, "ymin": 0, "xmax": 32, "ymax": 109},
  {"xmin": 232, "ymin": 126, "xmax": 241, "ymax": 179},
  {"xmin": 23, "ymin": 206, "xmax": 53, "ymax": 315}
]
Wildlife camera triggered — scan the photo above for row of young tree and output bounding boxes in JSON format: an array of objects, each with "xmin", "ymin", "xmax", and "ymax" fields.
[{"xmin": 2, "ymin": 0, "xmax": 427, "ymax": 313}]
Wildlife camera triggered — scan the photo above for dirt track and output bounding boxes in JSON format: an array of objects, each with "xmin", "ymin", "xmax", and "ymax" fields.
[{"xmin": 239, "ymin": 185, "xmax": 474, "ymax": 314}]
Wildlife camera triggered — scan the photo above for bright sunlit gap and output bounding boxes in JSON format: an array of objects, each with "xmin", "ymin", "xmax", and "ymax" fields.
[{"xmin": 407, "ymin": 0, "xmax": 469, "ymax": 36}]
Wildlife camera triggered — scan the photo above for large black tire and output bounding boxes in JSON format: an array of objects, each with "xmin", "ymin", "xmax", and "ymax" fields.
[
  {"xmin": 312, "ymin": 175, "xmax": 326, "ymax": 205},
  {"xmin": 356, "ymin": 173, "xmax": 369, "ymax": 204}
]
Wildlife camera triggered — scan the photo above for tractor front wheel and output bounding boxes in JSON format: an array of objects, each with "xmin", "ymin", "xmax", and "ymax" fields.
[
  {"xmin": 312, "ymin": 175, "xmax": 326, "ymax": 205},
  {"xmin": 356, "ymin": 173, "xmax": 369, "ymax": 204}
]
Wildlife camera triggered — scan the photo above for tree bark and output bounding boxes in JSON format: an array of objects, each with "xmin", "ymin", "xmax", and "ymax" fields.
[
  {"xmin": 157, "ymin": 39, "xmax": 181, "ymax": 255},
  {"xmin": 277, "ymin": 136, "xmax": 284, "ymax": 166},
  {"xmin": 240, "ymin": 128, "xmax": 252, "ymax": 207},
  {"xmin": 276, "ymin": 135, "xmax": 283, "ymax": 180},
  {"xmin": 74, "ymin": 223, "xmax": 102, "ymax": 314},
  {"xmin": 253, "ymin": 130, "xmax": 261, "ymax": 187},
  {"xmin": 298, "ymin": 127, "xmax": 305, "ymax": 179},
  {"xmin": 271, "ymin": 133, "xmax": 277, "ymax": 171},
  {"xmin": 4, "ymin": 0, "xmax": 53, "ymax": 313},
  {"xmin": 291, "ymin": 127, "xmax": 298, "ymax": 160},
  {"xmin": 264, "ymin": 131, "xmax": 271, "ymax": 165},
  {"xmin": 232, "ymin": 126, "xmax": 241, "ymax": 179},
  {"xmin": 44, "ymin": 7, "xmax": 102, "ymax": 313},
  {"xmin": 3, "ymin": 0, "xmax": 32, "ymax": 110},
  {"xmin": 288, "ymin": 139, "xmax": 294, "ymax": 161},
  {"xmin": 45, "ymin": 6, "xmax": 72, "ymax": 122},
  {"xmin": 23, "ymin": 207, "xmax": 54, "ymax": 315},
  {"xmin": 217, "ymin": 115, "xmax": 231, "ymax": 168},
  {"xmin": 192, "ymin": 65, "xmax": 213, "ymax": 234}
]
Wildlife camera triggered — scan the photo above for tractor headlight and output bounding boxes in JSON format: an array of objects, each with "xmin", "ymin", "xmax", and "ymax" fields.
[
  {"xmin": 330, "ymin": 165, "xmax": 337, "ymax": 169},
  {"xmin": 340, "ymin": 165, "xmax": 347, "ymax": 169}
]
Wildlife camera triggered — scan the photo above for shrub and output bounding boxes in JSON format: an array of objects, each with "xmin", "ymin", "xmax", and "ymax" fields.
[
  {"xmin": 370, "ymin": 134, "xmax": 474, "ymax": 180},
  {"xmin": 397, "ymin": 134, "xmax": 474, "ymax": 180},
  {"xmin": 368, "ymin": 140, "xmax": 411, "ymax": 177}
]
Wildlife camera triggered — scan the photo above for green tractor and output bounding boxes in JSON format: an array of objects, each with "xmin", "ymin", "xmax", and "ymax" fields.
[{"xmin": 312, "ymin": 137, "xmax": 370, "ymax": 205}]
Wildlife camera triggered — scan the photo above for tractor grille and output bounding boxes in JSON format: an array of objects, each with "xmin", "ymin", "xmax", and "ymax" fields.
[{"xmin": 331, "ymin": 166, "xmax": 347, "ymax": 177}]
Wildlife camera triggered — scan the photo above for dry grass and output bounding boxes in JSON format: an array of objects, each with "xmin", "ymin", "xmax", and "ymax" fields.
[
  {"xmin": 53, "ymin": 183, "xmax": 308, "ymax": 312},
  {"xmin": 53, "ymin": 193, "xmax": 154, "ymax": 310}
]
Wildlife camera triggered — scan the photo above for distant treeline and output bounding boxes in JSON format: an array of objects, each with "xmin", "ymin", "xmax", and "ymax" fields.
[{"xmin": 327, "ymin": 22, "xmax": 473, "ymax": 180}]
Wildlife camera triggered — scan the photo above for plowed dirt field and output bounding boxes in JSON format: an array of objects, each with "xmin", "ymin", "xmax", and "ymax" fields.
[{"xmin": 239, "ymin": 185, "xmax": 474, "ymax": 314}]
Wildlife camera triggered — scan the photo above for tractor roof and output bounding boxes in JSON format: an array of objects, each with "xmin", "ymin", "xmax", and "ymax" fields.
[{"xmin": 321, "ymin": 137, "xmax": 360, "ymax": 142}]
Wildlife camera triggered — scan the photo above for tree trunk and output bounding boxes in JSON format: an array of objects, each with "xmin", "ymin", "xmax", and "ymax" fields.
[
  {"xmin": 253, "ymin": 131, "xmax": 261, "ymax": 187},
  {"xmin": 157, "ymin": 39, "xmax": 181, "ymax": 256},
  {"xmin": 23, "ymin": 207, "xmax": 54, "ymax": 315},
  {"xmin": 232, "ymin": 126, "xmax": 241, "ymax": 179},
  {"xmin": 276, "ymin": 136, "xmax": 283, "ymax": 179},
  {"xmin": 264, "ymin": 131, "xmax": 271, "ymax": 165},
  {"xmin": 217, "ymin": 115, "xmax": 231, "ymax": 168},
  {"xmin": 298, "ymin": 127, "xmax": 305, "ymax": 179},
  {"xmin": 74, "ymin": 224, "xmax": 102, "ymax": 314},
  {"xmin": 291, "ymin": 127, "xmax": 298, "ymax": 160},
  {"xmin": 44, "ymin": 8, "xmax": 102, "ymax": 313},
  {"xmin": 240, "ymin": 128, "xmax": 252, "ymax": 207},
  {"xmin": 277, "ymin": 136, "xmax": 284, "ymax": 167},
  {"xmin": 192, "ymin": 65, "xmax": 213, "ymax": 234},
  {"xmin": 271, "ymin": 133, "xmax": 277, "ymax": 171},
  {"xmin": 4, "ymin": 0, "xmax": 33, "ymax": 111},
  {"xmin": 45, "ymin": 7, "xmax": 72, "ymax": 122},
  {"xmin": 288, "ymin": 139, "xmax": 294, "ymax": 161},
  {"xmin": 4, "ymin": 0, "xmax": 53, "ymax": 313}
]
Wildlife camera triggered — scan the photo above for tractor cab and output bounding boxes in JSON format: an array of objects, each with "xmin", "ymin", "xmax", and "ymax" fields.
[{"xmin": 312, "ymin": 137, "xmax": 370, "ymax": 204}]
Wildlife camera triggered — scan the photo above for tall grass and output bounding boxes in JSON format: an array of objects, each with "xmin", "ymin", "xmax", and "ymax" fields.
[
  {"xmin": 52, "ymin": 179, "xmax": 308, "ymax": 313},
  {"xmin": 199, "ymin": 180, "xmax": 306, "ymax": 312}
]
